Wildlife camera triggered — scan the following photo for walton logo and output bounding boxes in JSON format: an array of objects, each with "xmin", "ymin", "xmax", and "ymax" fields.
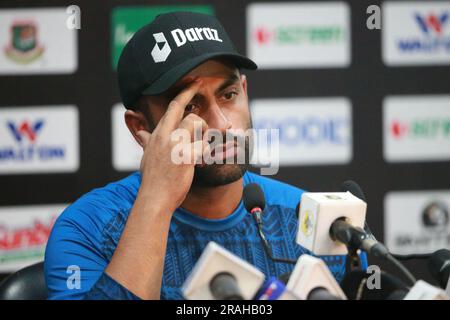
[
  {"xmin": 397, "ymin": 11, "xmax": 450, "ymax": 53},
  {"xmin": 7, "ymin": 120, "xmax": 44, "ymax": 143},
  {"xmin": 1, "ymin": 119, "xmax": 66, "ymax": 162},
  {"xmin": 415, "ymin": 12, "xmax": 449, "ymax": 35},
  {"xmin": 151, "ymin": 27, "xmax": 223, "ymax": 63}
]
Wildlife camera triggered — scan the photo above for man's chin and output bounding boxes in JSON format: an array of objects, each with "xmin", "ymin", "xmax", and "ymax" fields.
[{"xmin": 192, "ymin": 163, "xmax": 249, "ymax": 188}]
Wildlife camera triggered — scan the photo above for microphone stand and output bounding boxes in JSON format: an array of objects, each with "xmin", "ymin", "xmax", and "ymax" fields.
[
  {"xmin": 345, "ymin": 246, "xmax": 362, "ymax": 274},
  {"xmin": 344, "ymin": 228, "xmax": 364, "ymax": 273}
]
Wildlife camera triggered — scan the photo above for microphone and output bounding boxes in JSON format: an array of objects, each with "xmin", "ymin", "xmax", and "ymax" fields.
[
  {"xmin": 182, "ymin": 241, "xmax": 265, "ymax": 300},
  {"xmin": 340, "ymin": 180, "xmax": 375, "ymax": 237},
  {"xmin": 403, "ymin": 280, "xmax": 449, "ymax": 300},
  {"xmin": 254, "ymin": 277, "xmax": 300, "ymax": 300},
  {"xmin": 340, "ymin": 180, "xmax": 408, "ymax": 260},
  {"xmin": 296, "ymin": 191, "xmax": 367, "ymax": 256},
  {"xmin": 428, "ymin": 249, "xmax": 450, "ymax": 294},
  {"xmin": 341, "ymin": 269, "xmax": 409, "ymax": 300},
  {"xmin": 296, "ymin": 191, "xmax": 416, "ymax": 284},
  {"xmin": 243, "ymin": 183, "xmax": 297, "ymax": 265},
  {"xmin": 340, "ymin": 180, "xmax": 367, "ymax": 202},
  {"xmin": 286, "ymin": 254, "xmax": 346, "ymax": 300}
]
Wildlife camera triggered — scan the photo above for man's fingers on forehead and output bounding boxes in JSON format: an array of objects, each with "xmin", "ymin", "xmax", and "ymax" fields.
[
  {"xmin": 161, "ymin": 79, "xmax": 202, "ymax": 128},
  {"xmin": 172, "ymin": 78, "xmax": 202, "ymax": 105}
]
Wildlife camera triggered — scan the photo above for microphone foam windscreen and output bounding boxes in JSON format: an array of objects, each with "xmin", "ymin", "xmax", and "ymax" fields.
[
  {"xmin": 341, "ymin": 180, "xmax": 367, "ymax": 202},
  {"xmin": 243, "ymin": 183, "xmax": 266, "ymax": 212}
]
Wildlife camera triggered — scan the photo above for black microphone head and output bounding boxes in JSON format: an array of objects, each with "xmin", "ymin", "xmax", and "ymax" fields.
[
  {"xmin": 428, "ymin": 249, "xmax": 450, "ymax": 288},
  {"xmin": 243, "ymin": 183, "xmax": 266, "ymax": 212},
  {"xmin": 340, "ymin": 180, "xmax": 376, "ymax": 238},
  {"xmin": 341, "ymin": 180, "xmax": 367, "ymax": 202},
  {"xmin": 341, "ymin": 270, "xmax": 408, "ymax": 300}
]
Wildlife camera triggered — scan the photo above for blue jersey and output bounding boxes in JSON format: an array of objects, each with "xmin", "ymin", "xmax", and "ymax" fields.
[{"xmin": 44, "ymin": 171, "xmax": 367, "ymax": 299}]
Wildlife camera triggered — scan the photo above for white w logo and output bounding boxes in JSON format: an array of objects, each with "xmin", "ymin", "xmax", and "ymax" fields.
[{"xmin": 151, "ymin": 32, "xmax": 171, "ymax": 63}]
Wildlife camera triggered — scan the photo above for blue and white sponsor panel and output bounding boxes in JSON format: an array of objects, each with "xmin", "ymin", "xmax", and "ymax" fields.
[
  {"xmin": 0, "ymin": 106, "xmax": 79, "ymax": 174},
  {"xmin": 250, "ymin": 97, "xmax": 352, "ymax": 166}
]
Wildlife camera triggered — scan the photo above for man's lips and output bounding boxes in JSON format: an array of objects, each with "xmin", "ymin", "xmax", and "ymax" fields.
[
  {"xmin": 194, "ymin": 139, "xmax": 246, "ymax": 167},
  {"xmin": 210, "ymin": 141, "xmax": 237, "ymax": 158}
]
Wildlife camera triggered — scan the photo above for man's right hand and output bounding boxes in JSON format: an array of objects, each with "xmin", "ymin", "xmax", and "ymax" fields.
[{"xmin": 136, "ymin": 78, "xmax": 209, "ymax": 213}]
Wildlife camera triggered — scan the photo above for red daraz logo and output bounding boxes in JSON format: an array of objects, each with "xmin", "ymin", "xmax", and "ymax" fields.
[
  {"xmin": 391, "ymin": 119, "xmax": 450, "ymax": 139},
  {"xmin": 391, "ymin": 120, "xmax": 409, "ymax": 139},
  {"xmin": 254, "ymin": 27, "xmax": 273, "ymax": 45}
]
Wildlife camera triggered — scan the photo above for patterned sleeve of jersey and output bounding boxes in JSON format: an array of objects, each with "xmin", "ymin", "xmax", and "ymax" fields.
[
  {"xmin": 44, "ymin": 202, "xmax": 140, "ymax": 300},
  {"xmin": 83, "ymin": 272, "xmax": 141, "ymax": 300}
]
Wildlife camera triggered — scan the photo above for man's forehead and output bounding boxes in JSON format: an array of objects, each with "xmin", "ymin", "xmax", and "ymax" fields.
[{"xmin": 166, "ymin": 60, "xmax": 240, "ymax": 95}]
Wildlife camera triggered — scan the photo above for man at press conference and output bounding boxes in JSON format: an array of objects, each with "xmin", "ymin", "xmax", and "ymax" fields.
[{"xmin": 44, "ymin": 11, "xmax": 367, "ymax": 300}]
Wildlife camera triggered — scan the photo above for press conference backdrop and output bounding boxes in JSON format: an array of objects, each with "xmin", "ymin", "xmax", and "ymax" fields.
[{"xmin": 0, "ymin": 0, "xmax": 449, "ymax": 285}]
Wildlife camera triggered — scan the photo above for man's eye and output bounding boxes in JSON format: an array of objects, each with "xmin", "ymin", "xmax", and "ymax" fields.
[
  {"xmin": 185, "ymin": 104, "xmax": 197, "ymax": 113},
  {"xmin": 223, "ymin": 91, "xmax": 238, "ymax": 100}
]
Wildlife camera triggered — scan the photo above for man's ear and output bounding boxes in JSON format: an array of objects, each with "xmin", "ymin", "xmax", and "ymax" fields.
[
  {"xmin": 124, "ymin": 110, "xmax": 151, "ymax": 148},
  {"xmin": 240, "ymin": 74, "xmax": 248, "ymax": 96}
]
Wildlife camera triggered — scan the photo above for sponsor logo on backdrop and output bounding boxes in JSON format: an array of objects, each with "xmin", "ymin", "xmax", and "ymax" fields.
[
  {"xmin": 4, "ymin": 21, "xmax": 44, "ymax": 64},
  {"xmin": 247, "ymin": 2, "xmax": 350, "ymax": 68},
  {"xmin": 250, "ymin": 98, "xmax": 352, "ymax": 166},
  {"xmin": 0, "ymin": 8, "xmax": 77, "ymax": 74},
  {"xmin": 0, "ymin": 204, "xmax": 66, "ymax": 272},
  {"xmin": 385, "ymin": 191, "xmax": 450, "ymax": 255},
  {"xmin": 382, "ymin": 1, "xmax": 450, "ymax": 66},
  {"xmin": 111, "ymin": 5, "xmax": 214, "ymax": 69},
  {"xmin": 0, "ymin": 106, "xmax": 79, "ymax": 174},
  {"xmin": 383, "ymin": 95, "xmax": 450, "ymax": 162},
  {"xmin": 111, "ymin": 104, "xmax": 142, "ymax": 171},
  {"xmin": 422, "ymin": 202, "xmax": 449, "ymax": 232}
]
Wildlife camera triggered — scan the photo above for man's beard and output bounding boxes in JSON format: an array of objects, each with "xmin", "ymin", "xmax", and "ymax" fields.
[
  {"xmin": 192, "ymin": 162, "xmax": 250, "ymax": 188},
  {"xmin": 192, "ymin": 123, "xmax": 253, "ymax": 188}
]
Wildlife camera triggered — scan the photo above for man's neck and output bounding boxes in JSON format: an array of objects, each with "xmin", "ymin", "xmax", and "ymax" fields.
[{"xmin": 180, "ymin": 178, "xmax": 244, "ymax": 219}]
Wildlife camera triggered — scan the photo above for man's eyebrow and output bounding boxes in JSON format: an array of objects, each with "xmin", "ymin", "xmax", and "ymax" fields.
[
  {"xmin": 165, "ymin": 73, "xmax": 240, "ymax": 100},
  {"xmin": 215, "ymin": 73, "xmax": 240, "ymax": 95}
]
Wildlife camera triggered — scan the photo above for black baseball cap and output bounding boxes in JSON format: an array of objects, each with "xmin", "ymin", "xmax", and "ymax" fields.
[{"xmin": 118, "ymin": 11, "xmax": 257, "ymax": 109}]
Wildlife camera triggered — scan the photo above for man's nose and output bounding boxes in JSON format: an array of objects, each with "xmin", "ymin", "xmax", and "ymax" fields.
[{"xmin": 204, "ymin": 102, "xmax": 232, "ymax": 133}]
